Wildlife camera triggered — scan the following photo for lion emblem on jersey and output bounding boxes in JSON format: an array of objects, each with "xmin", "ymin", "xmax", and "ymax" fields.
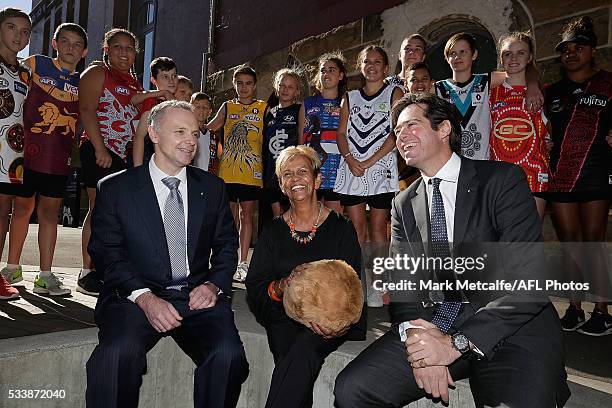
[{"xmin": 31, "ymin": 102, "xmax": 78, "ymax": 136}]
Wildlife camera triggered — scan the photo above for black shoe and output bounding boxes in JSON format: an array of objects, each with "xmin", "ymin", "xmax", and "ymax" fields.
[
  {"xmin": 577, "ymin": 309, "xmax": 612, "ymax": 337},
  {"xmin": 76, "ymin": 270, "xmax": 102, "ymax": 297},
  {"xmin": 560, "ymin": 306, "xmax": 585, "ymax": 331}
]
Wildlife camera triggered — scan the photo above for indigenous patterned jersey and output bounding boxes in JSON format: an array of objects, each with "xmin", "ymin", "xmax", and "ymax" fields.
[
  {"xmin": 303, "ymin": 95, "xmax": 341, "ymax": 190},
  {"xmin": 22, "ymin": 55, "xmax": 80, "ymax": 175},
  {"xmin": 490, "ymin": 82, "xmax": 550, "ymax": 193},
  {"xmin": 545, "ymin": 70, "xmax": 611, "ymax": 194},
  {"xmin": 436, "ymin": 73, "xmax": 491, "ymax": 160},
  {"xmin": 0, "ymin": 58, "xmax": 28, "ymax": 185},
  {"xmin": 80, "ymin": 65, "xmax": 142, "ymax": 162},
  {"xmin": 334, "ymin": 83, "xmax": 399, "ymax": 196},
  {"xmin": 263, "ymin": 103, "xmax": 300, "ymax": 189},
  {"xmin": 218, "ymin": 99, "xmax": 266, "ymax": 186}
]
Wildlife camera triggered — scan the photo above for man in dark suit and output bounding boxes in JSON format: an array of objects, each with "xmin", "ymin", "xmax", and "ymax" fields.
[
  {"xmin": 334, "ymin": 94, "xmax": 569, "ymax": 407},
  {"xmin": 85, "ymin": 100, "xmax": 249, "ymax": 408}
]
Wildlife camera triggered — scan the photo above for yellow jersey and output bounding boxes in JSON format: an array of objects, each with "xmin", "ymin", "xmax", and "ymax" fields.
[{"xmin": 218, "ymin": 99, "xmax": 266, "ymax": 186}]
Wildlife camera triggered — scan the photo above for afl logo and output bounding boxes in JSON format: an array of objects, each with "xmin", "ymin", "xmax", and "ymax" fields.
[
  {"xmin": 40, "ymin": 77, "xmax": 58, "ymax": 87},
  {"xmin": 0, "ymin": 78, "xmax": 8, "ymax": 88},
  {"xmin": 115, "ymin": 86, "xmax": 129, "ymax": 95},
  {"xmin": 494, "ymin": 118, "xmax": 534, "ymax": 141}
]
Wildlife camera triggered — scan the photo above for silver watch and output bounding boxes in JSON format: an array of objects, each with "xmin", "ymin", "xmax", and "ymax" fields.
[{"xmin": 451, "ymin": 332, "xmax": 470, "ymax": 355}]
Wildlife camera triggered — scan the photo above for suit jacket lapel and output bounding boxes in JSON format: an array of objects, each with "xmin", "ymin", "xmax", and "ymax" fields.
[
  {"xmin": 409, "ymin": 178, "xmax": 430, "ymax": 243},
  {"xmin": 186, "ymin": 167, "xmax": 206, "ymax": 266},
  {"xmin": 453, "ymin": 158, "xmax": 478, "ymax": 245},
  {"xmin": 131, "ymin": 166, "xmax": 170, "ymax": 264}
]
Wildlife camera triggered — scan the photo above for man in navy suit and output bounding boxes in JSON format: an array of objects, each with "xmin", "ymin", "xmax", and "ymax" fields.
[
  {"xmin": 85, "ymin": 100, "xmax": 249, "ymax": 408},
  {"xmin": 334, "ymin": 94, "xmax": 569, "ymax": 407}
]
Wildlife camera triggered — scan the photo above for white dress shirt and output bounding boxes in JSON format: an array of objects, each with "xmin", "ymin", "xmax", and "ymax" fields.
[{"xmin": 128, "ymin": 155, "xmax": 190, "ymax": 302}]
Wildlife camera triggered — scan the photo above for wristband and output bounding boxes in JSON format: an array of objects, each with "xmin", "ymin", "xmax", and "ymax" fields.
[
  {"xmin": 268, "ymin": 281, "xmax": 282, "ymax": 302},
  {"xmin": 343, "ymin": 152, "xmax": 352, "ymax": 158}
]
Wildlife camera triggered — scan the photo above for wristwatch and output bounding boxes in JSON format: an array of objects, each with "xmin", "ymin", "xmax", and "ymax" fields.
[{"xmin": 451, "ymin": 332, "xmax": 471, "ymax": 355}]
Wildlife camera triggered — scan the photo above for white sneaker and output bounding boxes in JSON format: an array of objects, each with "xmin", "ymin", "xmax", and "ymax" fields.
[
  {"xmin": 1, "ymin": 265, "xmax": 23, "ymax": 284},
  {"xmin": 367, "ymin": 288, "xmax": 384, "ymax": 307},
  {"xmin": 34, "ymin": 273, "xmax": 71, "ymax": 296},
  {"xmin": 233, "ymin": 262, "xmax": 248, "ymax": 283}
]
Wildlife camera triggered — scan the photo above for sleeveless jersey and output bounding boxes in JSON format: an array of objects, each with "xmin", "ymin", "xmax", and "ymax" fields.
[
  {"xmin": 334, "ymin": 83, "xmax": 399, "ymax": 196},
  {"xmin": 436, "ymin": 73, "xmax": 491, "ymax": 160},
  {"xmin": 193, "ymin": 128, "xmax": 219, "ymax": 174},
  {"xmin": 0, "ymin": 59, "xmax": 28, "ymax": 185},
  {"xmin": 303, "ymin": 95, "xmax": 341, "ymax": 190},
  {"xmin": 545, "ymin": 70, "xmax": 611, "ymax": 194},
  {"xmin": 218, "ymin": 99, "xmax": 266, "ymax": 186},
  {"xmin": 22, "ymin": 55, "xmax": 80, "ymax": 176},
  {"xmin": 489, "ymin": 82, "xmax": 550, "ymax": 193},
  {"xmin": 80, "ymin": 65, "xmax": 142, "ymax": 162},
  {"xmin": 263, "ymin": 103, "xmax": 300, "ymax": 189}
]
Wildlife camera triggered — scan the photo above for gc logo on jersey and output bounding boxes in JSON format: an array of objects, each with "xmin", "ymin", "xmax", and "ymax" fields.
[
  {"xmin": 493, "ymin": 117, "xmax": 534, "ymax": 141},
  {"xmin": 115, "ymin": 86, "xmax": 129, "ymax": 95}
]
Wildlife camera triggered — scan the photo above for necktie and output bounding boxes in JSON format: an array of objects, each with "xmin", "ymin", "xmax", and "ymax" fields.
[
  {"xmin": 162, "ymin": 177, "xmax": 188, "ymax": 289},
  {"xmin": 429, "ymin": 178, "xmax": 461, "ymax": 333}
]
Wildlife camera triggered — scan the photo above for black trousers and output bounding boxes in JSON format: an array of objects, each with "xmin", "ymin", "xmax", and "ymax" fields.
[
  {"xmin": 335, "ymin": 327, "xmax": 568, "ymax": 408},
  {"xmin": 264, "ymin": 317, "xmax": 344, "ymax": 408},
  {"xmin": 85, "ymin": 297, "xmax": 249, "ymax": 408}
]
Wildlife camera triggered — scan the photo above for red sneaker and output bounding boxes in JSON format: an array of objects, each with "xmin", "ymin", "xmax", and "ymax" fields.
[{"xmin": 0, "ymin": 274, "xmax": 19, "ymax": 300}]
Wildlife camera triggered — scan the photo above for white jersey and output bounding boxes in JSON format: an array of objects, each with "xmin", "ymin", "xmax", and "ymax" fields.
[
  {"xmin": 193, "ymin": 129, "xmax": 211, "ymax": 171},
  {"xmin": 0, "ymin": 60, "xmax": 28, "ymax": 185},
  {"xmin": 333, "ymin": 83, "xmax": 399, "ymax": 196},
  {"xmin": 435, "ymin": 73, "xmax": 491, "ymax": 160}
]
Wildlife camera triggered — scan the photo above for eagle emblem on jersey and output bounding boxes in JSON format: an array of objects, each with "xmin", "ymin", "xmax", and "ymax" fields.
[
  {"xmin": 225, "ymin": 121, "xmax": 259, "ymax": 172},
  {"xmin": 31, "ymin": 102, "xmax": 78, "ymax": 136}
]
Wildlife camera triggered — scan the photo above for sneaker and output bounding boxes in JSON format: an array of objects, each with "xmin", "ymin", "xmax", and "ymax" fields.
[
  {"xmin": 577, "ymin": 309, "xmax": 612, "ymax": 337},
  {"xmin": 367, "ymin": 288, "xmax": 384, "ymax": 308},
  {"xmin": 0, "ymin": 274, "xmax": 19, "ymax": 300},
  {"xmin": 76, "ymin": 270, "xmax": 102, "ymax": 297},
  {"xmin": 1, "ymin": 265, "xmax": 23, "ymax": 285},
  {"xmin": 33, "ymin": 273, "xmax": 71, "ymax": 296},
  {"xmin": 560, "ymin": 306, "xmax": 586, "ymax": 331},
  {"xmin": 233, "ymin": 262, "xmax": 248, "ymax": 283}
]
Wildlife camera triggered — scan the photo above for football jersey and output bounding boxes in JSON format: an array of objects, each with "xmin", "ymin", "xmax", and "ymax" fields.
[
  {"xmin": 0, "ymin": 58, "xmax": 28, "ymax": 185},
  {"xmin": 80, "ymin": 65, "xmax": 142, "ymax": 162},
  {"xmin": 490, "ymin": 82, "xmax": 549, "ymax": 193},
  {"xmin": 436, "ymin": 73, "xmax": 491, "ymax": 160},
  {"xmin": 263, "ymin": 103, "xmax": 300, "ymax": 189},
  {"xmin": 334, "ymin": 83, "xmax": 399, "ymax": 196},
  {"xmin": 22, "ymin": 55, "xmax": 80, "ymax": 175},
  {"xmin": 193, "ymin": 128, "xmax": 219, "ymax": 174},
  {"xmin": 303, "ymin": 95, "xmax": 341, "ymax": 190},
  {"xmin": 218, "ymin": 99, "xmax": 266, "ymax": 186},
  {"xmin": 545, "ymin": 70, "xmax": 611, "ymax": 194}
]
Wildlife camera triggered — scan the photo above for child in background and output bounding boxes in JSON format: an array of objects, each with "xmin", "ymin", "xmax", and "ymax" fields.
[
  {"xmin": 489, "ymin": 32, "xmax": 550, "ymax": 218},
  {"xmin": 0, "ymin": 7, "xmax": 31, "ymax": 300},
  {"xmin": 207, "ymin": 66, "xmax": 266, "ymax": 282},
  {"xmin": 263, "ymin": 68, "xmax": 302, "ymax": 217},
  {"xmin": 191, "ymin": 92, "xmax": 219, "ymax": 174},
  {"xmin": 132, "ymin": 56, "xmax": 177, "ymax": 166},
  {"xmin": 298, "ymin": 52, "xmax": 348, "ymax": 213},
  {"xmin": 1, "ymin": 23, "xmax": 87, "ymax": 297},
  {"xmin": 175, "ymin": 75, "xmax": 194, "ymax": 102}
]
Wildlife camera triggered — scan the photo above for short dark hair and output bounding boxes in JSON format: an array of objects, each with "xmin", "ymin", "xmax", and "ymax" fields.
[
  {"xmin": 177, "ymin": 75, "xmax": 194, "ymax": 90},
  {"xmin": 0, "ymin": 7, "xmax": 31, "ymax": 27},
  {"xmin": 233, "ymin": 65, "xmax": 257, "ymax": 83},
  {"xmin": 407, "ymin": 62, "xmax": 431, "ymax": 77},
  {"xmin": 150, "ymin": 57, "xmax": 176, "ymax": 78},
  {"xmin": 392, "ymin": 93, "xmax": 462, "ymax": 155},
  {"xmin": 54, "ymin": 23, "xmax": 87, "ymax": 49},
  {"xmin": 191, "ymin": 91, "xmax": 212, "ymax": 104},
  {"xmin": 444, "ymin": 32, "xmax": 477, "ymax": 58}
]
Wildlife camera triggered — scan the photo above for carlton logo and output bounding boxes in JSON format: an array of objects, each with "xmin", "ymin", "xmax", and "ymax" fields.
[{"xmin": 493, "ymin": 117, "xmax": 534, "ymax": 141}]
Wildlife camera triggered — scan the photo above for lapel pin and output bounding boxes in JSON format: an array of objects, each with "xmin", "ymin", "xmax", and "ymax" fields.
[
  {"xmin": 467, "ymin": 189, "xmax": 471, "ymax": 193},
  {"xmin": 200, "ymin": 192, "xmax": 204, "ymax": 196}
]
